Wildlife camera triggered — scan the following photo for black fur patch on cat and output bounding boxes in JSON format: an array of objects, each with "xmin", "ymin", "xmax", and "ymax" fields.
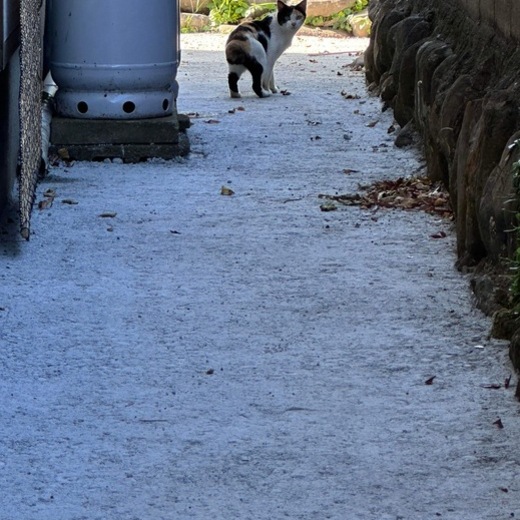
[
  {"xmin": 228, "ymin": 19, "xmax": 272, "ymax": 54},
  {"xmin": 228, "ymin": 72, "xmax": 240, "ymax": 95}
]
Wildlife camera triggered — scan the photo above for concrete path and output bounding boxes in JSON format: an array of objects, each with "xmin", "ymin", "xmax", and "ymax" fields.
[{"xmin": 1, "ymin": 33, "xmax": 519, "ymax": 520}]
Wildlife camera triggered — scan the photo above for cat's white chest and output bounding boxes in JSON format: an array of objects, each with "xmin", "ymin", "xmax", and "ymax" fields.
[{"xmin": 267, "ymin": 28, "xmax": 294, "ymax": 62}]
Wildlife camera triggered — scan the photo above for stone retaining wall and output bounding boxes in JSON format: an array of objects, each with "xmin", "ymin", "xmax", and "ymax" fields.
[
  {"xmin": 462, "ymin": 0, "xmax": 520, "ymax": 42},
  {"xmin": 365, "ymin": 0, "xmax": 520, "ymax": 364},
  {"xmin": 366, "ymin": 0, "xmax": 520, "ymax": 267}
]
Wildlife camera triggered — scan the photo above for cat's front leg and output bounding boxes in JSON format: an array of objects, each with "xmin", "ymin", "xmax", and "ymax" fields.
[
  {"xmin": 268, "ymin": 71, "xmax": 279, "ymax": 94},
  {"xmin": 256, "ymin": 73, "xmax": 271, "ymax": 97},
  {"xmin": 262, "ymin": 67, "xmax": 278, "ymax": 94},
  {"xmin": 263, "ymin": 72, "xmax": 278, "ymax": 94}
]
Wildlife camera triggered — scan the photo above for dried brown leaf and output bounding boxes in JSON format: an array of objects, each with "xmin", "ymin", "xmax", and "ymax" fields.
[
  {"xmin": 341, "ymin": 90, "xmax": 360, "ymax": 100},
  {"xmin": 58, "ymin": 147, "xmax": 70, "ymax": 160},
  {"xmin": 320, "ymin": 202, "xmax": 337, "ymax": 212},
  {"xmin": 38, "ymin": 198, "xmax": 53, "ymax": 210},
  {"xmin": 221, "ymin": 186, "xmax": 235, "ymax": 196},
  {"xmin": 493, "ymin": 418, "xmax": 504, "ymax": 429}
]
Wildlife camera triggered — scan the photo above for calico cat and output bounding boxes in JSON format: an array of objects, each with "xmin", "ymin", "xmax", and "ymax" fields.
[{"xmin": 225, "ymin": 0, "xmax": 307, "ymax": 98}]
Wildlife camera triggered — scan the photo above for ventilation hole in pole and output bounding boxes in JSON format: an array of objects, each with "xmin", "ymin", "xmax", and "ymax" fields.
[
  {"xmin": 77, "ymin": 101, "xmax": 89, "ymax": 114},
  {"xmin": 123, "ymin": 101, "xmax": 136, "ymax": 114},
  {"xmin": 162, "ymin": 99, "xmax": 170, "ymax": 111}
]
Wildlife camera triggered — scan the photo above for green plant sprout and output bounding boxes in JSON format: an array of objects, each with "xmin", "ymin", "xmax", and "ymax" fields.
[{"xmin": 209, "ymin": 0, "xmax": 250, "ymax": 25}]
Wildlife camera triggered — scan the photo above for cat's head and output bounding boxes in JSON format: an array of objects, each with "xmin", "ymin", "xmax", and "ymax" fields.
[{"xmin": 276, "ymin": 0, "xmax": 307, "ymax": 31}]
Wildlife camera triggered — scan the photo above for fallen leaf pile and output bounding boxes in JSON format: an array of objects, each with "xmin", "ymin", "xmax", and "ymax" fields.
[{"xmin": 319, "ymin": 177, "xmax": 453, "ymax": 218}]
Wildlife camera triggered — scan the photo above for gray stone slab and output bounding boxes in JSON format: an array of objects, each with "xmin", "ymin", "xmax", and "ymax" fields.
[
  {"xmin": 178, "ymin": 113, "xmax": 191, "ymax": 132},
  {"xmin": 49, "ymin": 133, "xmax": 190, "ymax": 163},
  {"xmin": 51, "ymin": 114, "xmax": 182, "ymax": 146}
]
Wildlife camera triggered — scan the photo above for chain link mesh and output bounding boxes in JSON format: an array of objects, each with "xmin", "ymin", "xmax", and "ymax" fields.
[{"xmin": 19, "ymin": 0, "xmax": 42, "ymax": 240}]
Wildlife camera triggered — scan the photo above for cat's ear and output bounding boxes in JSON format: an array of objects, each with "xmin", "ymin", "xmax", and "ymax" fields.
[
  {"xmin": 277, "ymin": 0, "xmax": 289, "ymax": 10},
  {"xmin": 294, "ymin": 0, "xmax": 307, "ymax": 14}
]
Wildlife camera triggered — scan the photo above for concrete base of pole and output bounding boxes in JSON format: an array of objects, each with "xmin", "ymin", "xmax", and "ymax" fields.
[{"xmin": 49, "ymin": 112, "xmax": 190, "ymax": 163}]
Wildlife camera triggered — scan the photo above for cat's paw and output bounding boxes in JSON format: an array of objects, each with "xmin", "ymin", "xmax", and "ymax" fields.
[
  {"xmin": 270, "ymin": 86, "xmax": 279, "ymax": 93},
  {"xmin": 230, "ymin": 91, "xmax": 242, "ymax": 99},
  {"xmin": 260, "ymin": 89, "xmax": 271, "ymax": 98}
]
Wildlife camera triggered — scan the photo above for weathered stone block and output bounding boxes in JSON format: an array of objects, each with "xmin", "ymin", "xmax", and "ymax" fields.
[
  {"xmin": 479, "ymin": 130, "xmax": 520, "ymax": 261},
  {"xmin": 180, "ymin": 0, "xmax": 211, "ymax": 14},
  {"xmin": 51, "ymin": 115, "xmax": 181, "ymax": 146},
  {"xmin": 494, "ymin": 0, "xmax": 512, "ymax": 40},
  {"xmin": 509, "ymin": 328, "xmax": 520, "ymax": 370},
  {"xmin": 492, "ymin": 308, "xmax": 520, "ymax": 339},
  {"xmin": 453, "ymin": 99, "xmax": 484, "ymax": 264},
  {"xmin": 365, "ymin": 0, "xmax": 403, "ymax": 84},
  {"xmin": 373, "ymin": 8, "xmax": 407, "ymax": 82},
  {"xmin": 512, "ymin": 1, "xmax": 520, "ymax": 42},
  {"xmin": 379, "ymin": 16, "xmax": 431, "ymax": 104},
  {"xmin": 455, "ymin": 91, "xmax": 518, "ymax": 266},
  {"xmin": 463, "ymin": 0, "xmax": 480, "ymax": 20},
  {"xmin": 393, "ymin": 39, "xmax": 423, "ymax": 126},
  {"xmin": 348, "ymin": 12, "xmax": 371, "ymax": 38},
  {"xmin": 479, "ymin": 0, "xmax": 495, "ymax": 26},
  {"xmin": 306, "ymin": 0, "xmax": 356, "ymax": 18},
  {"xmin": 49, "ymin": 136, "xmax": 190, "ymax": 163},
  {"xmin": 414, "ymin": 40, "xmax": 452, "ymax": 130},
  {"xmin": 438, "ymin": 75, "xmax": 478, "ymax": 171},
  {"xmin": 181, "ymin": 13, "xmax": 211, "ymax": 31},
  {"xmin": 50, "ymin": 112, "xmax": 191, "ymax": 163}
]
